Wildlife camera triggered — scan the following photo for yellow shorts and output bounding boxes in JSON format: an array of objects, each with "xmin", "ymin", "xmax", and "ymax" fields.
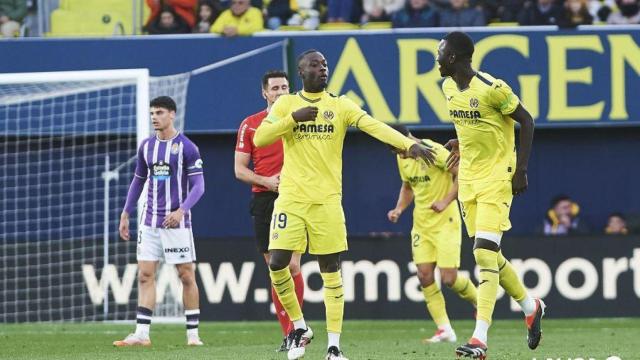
[
  {"xmin": 411, "ymin": 218, "xmax": 462, "ymax": 268},
  {"xmin": 458, "ymin": 181, "xmax": 513, "ymax": 239},
  {"xmin": 268, "ymin": 198, "xmax": 347, "ymax": 255}
]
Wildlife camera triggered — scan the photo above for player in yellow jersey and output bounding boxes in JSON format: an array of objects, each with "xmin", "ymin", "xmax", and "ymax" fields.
[
  {"xmin": 253, "ymin": 49, "xmax": 436, "ymax": 360},
  {"xmin": 436, "ymin": 31, "xmax": 546, "ymax": 359},
  {"xmin": 386, "ymin": 125, "xmax": 477, "ymax": 345}
]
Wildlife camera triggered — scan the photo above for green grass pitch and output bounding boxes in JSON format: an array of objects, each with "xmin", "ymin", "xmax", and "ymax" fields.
[{"xmin": 1, "ymin": 318, "xmax": 636, "ymax": 360}]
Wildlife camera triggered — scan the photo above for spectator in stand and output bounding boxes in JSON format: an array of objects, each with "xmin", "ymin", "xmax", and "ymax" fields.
[
  {"xmin": 606, "ymin": 0, "xmax": 640, "ymax": 23},
  {"xmin": 193, "ymin": 0, "xmax": 223, "ymax": 33},
  {"xmin": 287, "ymin": 0, "xmax": 321, "ymax": 29},
  {"xmin": 210, "ymin": 0, "xmax": 264, "ymax": 36},
  {"xmin": 518, "ymin": 0, "xmax": 565, "ymax": 25},
  {"xmin": 146, "ymin": 0, "xmax": 197, "ymax": 30},
  {"xmin": 145, "ymin": 6, "xmax": 192, "ymax": 34},
  {"xmin": 0, "ymin": 0, "xmax": 27, "ymax": 38},
  {"xmin": 605, "ymin": 213, "xmax": 629, "ymax": 235},
  {"xmin": 558, "ymin": 0, "xmax": 593, "ymax": 27},
  {"xmin": 542, "ymin": 195, "xmax": 589, "ymax": 236},
  {"xmin": 439, "ymin": 0, "xmax": 486, "ymax": 26},
  {"xmin": 265, "ymin": 0, "xmax": 297, "ymax": 29},
  {"xmin": 391, "ymin": 0, "xmax": 439, "ymax": 27},
  {"xmin": 361, "ymin": 0, "xmax": 405, "ymax": 23},
  {"xmin": 495, "ymin": 0, "xmax": 526, "ymax": 21}
]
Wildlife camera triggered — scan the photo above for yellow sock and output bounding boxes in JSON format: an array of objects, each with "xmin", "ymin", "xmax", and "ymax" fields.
[
  {"xmin": 497, "ymin": 251, "xmax": 528, "ymax": 302},
  {"xmin": 270, "ymin": 267, "xmax": 303, "ymax": 321},
  {"xmin": 321, "ymin": 271, "xmax": 344, "ymax": 334},
  {"xmin": 473, "ymin": 248, "xmax": 499, "ymax": 324},
  {"xmin": 422, "ymin": 283, "xmax": 449, "ymax": 327},
  {"xmin": 449, "ymin": 275, "xmax": 478, "ymax": 307}
]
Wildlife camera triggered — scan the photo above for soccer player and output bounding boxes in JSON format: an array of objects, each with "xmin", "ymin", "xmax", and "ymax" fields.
[
  {"xmin": 114, "ymin": 96, "xmax": 205, "ymax": 347},
  {"xmin": 234, "ymin": 70, "xmax": 305, "ymax": 352},
  {"xmin": 435, "ymin": 31, "xmax": 546, "ymax": 359},
  {"xmin": 253, "ymin": 49, "xmax": 437, "ymax": 360},
  {"xmin": 386, "ymin": 125, "xmax": 477, "ymax": 344}
]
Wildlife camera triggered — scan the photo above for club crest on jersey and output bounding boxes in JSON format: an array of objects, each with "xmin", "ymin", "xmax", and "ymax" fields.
[
  {"xmin": 469, "ymin": 98, "xmax": 479, "ymax": 108},
  {"xmin": 171, "ymin": 143, "xmax": 179, "ymax": 155},
  {"xmin": 152, "ymin": 161, "xmax": 172, "ymax": 180},
  {"xmin": 323, "ymin": 110, "xmax": 335, "ymax": 121}
]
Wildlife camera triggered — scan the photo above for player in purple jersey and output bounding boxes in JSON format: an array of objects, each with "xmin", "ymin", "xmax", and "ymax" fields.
[{"xmin": 114, "ymin": 96, "xmax": 205, "ymax": 347}]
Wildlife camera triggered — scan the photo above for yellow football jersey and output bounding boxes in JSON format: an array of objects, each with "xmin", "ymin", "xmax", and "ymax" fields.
[
  {"xmin": 254, "ymin": 90, "xmax": 415, "ymax": 204},
  {"xmin": 397, "ymin": 139, "xmax": 460, "ymax": 231},
  {"xmin": 442, "ymin": 71, "xmax": 520, "ymax": 184}
]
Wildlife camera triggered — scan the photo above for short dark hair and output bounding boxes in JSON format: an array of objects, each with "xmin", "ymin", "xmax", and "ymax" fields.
[
  {"xmin": 443, "ymin": 31, "xmax": 475, "ymax": 61},
  {"xmin": 150, "ymin": 96, "xmax": 177, "ymax": 112},
  {"xmin": 297, "ymin": 49, "xmax": 320, "ymax": 66},
  {"xmin": 262, "ymin": 70, "xmax": 289, "ymax": 89},
  {"xmin": 550, "ymin": 194, "xmax": 571, "ymax": 208},
  {"xmin": 389, "ymin": 124, "xmax": 410, "ymax": 136}
]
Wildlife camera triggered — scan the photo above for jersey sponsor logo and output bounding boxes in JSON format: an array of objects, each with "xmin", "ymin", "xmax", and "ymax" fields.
[
  {"xmin": 151, "ymin": 161, "xmax": 172, "ymax": 180},
  {"xmin": 194, "ymin": 159, "xmax": 203, "ymax": 169},
  {"xmin": 293, "ymin": 123, "xmax": 335, "ymax": 133},
  {"xmin": 450, "ymin": 109, "xmax": 482, "ymax": 126},
  {"xmin": 469, "ymin": 98, "xmax": 479, "ymax": 108},
  {"xmin": 323, "ymin": 110, "xmax": 335, "ymax": 121},
  {"xmin": 164, "ymin": 247, "xmax": 190, "ymax": 253},
  {"xmin": 171, "ymin": 143, "xmax": 180, "ymax": 155},
  {"xmin": 407, "ymin": 175, "xmax": 431, "ymax": 184}
]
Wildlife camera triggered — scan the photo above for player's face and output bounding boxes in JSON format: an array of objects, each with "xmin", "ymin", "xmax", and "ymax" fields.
[
  {"xmin": 436, "ymin": 40, "xmax": 453, "ymax": 77},
  {"xmin": 262, "ymin": 77, "xmax": 290, "ymax": 106},
  {"xmin": 300, "ymin": 52, "xmax": 329, "ymax": 92},
  {"xmin": 150, "ymin": 106, "xmax": 175, "ymax": 131}
]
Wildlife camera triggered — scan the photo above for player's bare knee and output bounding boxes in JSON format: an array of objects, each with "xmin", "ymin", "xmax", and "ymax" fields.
[
  {"xmin": 317, "ymin": 253, "xmax": 341, "ymax": 273},
  {"xmin": 138, "ymin": 270, "xmax": 154, "ymax": 285},
  {"xmin": 268, "ymin": 250, "xmax": 290, "ymax": 271},
  {"xmin": 440, "ymin": 269, "xmax": 457, "ymax": 287},
  {"xmin": 417, "ymin": 271, "xmax": 435, "ymax": 287},
  {"xmin": 178, "ymin": 269, "xmax": 196, "ymax": 286}
]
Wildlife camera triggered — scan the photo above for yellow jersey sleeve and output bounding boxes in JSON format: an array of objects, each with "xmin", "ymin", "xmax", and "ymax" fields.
[
  {"xmin": 254, "ymin": 95, "xmax": 296, "ymax": 147},
  {"xmin": 340, "ymin": 96, "xmax": 415, "ymax": 151},
  {"xmin": 427, "ymin": 140, "xmax": 449, "ymax": 171},
  {"xmin": 397, "ymin": 156, "xmax": 409, "ymax": 182},
  {"xmin": 488, "ymin": 79, "xmax": 520, "ymax": 115}
]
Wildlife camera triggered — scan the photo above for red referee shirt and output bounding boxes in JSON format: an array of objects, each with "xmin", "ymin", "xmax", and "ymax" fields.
[{"xmin": 235, "ymin": 109, "xmax": 284, "ymax": 193}]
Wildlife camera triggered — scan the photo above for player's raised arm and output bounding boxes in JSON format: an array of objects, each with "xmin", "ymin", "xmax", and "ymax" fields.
[{"xmin": 119, "ymin": 143, "xmax": 148, "ymax": 241}]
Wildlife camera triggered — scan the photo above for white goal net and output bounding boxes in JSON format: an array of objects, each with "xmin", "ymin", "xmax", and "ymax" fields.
[{"xmin": 0, "ymin": 69, "xmax": 190, "ymax": 321}]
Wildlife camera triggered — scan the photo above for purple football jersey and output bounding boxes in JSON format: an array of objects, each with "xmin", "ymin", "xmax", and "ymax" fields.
[{"xmin": 134, "ymin": 133, "xmax": 203, "ymax": 228}]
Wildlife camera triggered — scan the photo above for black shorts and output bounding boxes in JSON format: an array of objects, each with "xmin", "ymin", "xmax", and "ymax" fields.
[{"xmin": 250, "ymin": 191, "xmax": 278, "ymax": 254}]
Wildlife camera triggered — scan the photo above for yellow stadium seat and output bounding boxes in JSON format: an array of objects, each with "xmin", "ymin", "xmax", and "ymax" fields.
[
  {"xmin": 318, "ymin": 22, "xmax": 360, "ymax": 31},
  {"xmin": 488, "ymin": 21, "xmax": 518, "ymax": 26},
  {"xmin": 360, "ymin": 21, "xmax": 391, "ymax": 29}
]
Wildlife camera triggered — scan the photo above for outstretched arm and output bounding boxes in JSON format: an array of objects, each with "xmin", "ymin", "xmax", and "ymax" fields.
[{"xmin": 509, "ymin": 104, "xmax": 534, "ymax": 195}]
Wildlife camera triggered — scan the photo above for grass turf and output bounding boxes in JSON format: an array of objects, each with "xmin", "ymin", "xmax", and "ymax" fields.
[{"xmin": 0, "ymin": 318, "xmax": 635, "ymax": 360}]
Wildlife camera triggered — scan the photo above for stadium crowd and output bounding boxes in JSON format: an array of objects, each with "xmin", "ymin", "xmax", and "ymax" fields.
[{"xmin": 144, "ymin": 0, "xmax": 639, "ymax": 36}]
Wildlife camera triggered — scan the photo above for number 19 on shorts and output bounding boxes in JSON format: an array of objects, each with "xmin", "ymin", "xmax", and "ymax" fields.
[{"xmin": 272, "ymin": 213, "xmax": 287, "ymax": 230}]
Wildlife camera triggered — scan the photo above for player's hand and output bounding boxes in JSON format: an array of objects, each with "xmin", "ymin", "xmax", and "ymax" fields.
[
  {"xmin": 263, "ymin": 174, "xmax": 280, "ymax": 192},
  {"xmin": 292, "ymin": 106, "xmax": 318, "ymax": 123},
  {"xmin": 444, "ymin": 139, "xmax": 460, "ymax": 170},
  {"xmin": 119, "ymin": 213, "xmax": 130, "ymax": 241},
  {"xmin": 387, "ymin": 208, "xmax": 402, "ymax": 223},
  {"xmin": 407, "ymin": 143, "xmax": 436, "ymax": 166},
  {"xmin": 162, "ymin": 208, "xmax": 185, "ymax": 228},
  {"xmin": 430, "ymin": 200, "xmax": 449, "ymax": 213},
  {"xmin": 512, "ymin": 168, "xmax": 528, "ymax": 195}
]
